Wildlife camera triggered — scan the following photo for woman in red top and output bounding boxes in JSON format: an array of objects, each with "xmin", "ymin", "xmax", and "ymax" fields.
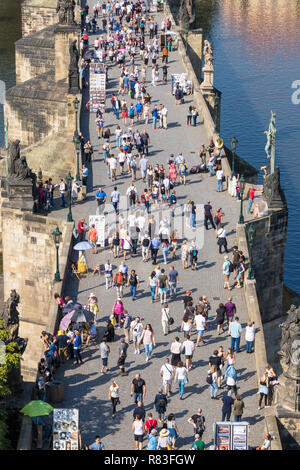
[{"xmin": 168, "ymin": 163, "xmax": 177, "ymax": 185}]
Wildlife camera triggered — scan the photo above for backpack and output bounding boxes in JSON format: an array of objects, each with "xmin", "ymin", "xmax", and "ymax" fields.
[
  {"xmin": 192, "ymin": 249, "xmax": 198, "ymax": 257},
  {"xmin": 142, "ymin": 238, "xmax": 149, "ymax": 247},
  {"xmin": 130, "ymin": 161, "xmax": 137, "ymax": 169},
  {"xmin": 190, "ymin": 165, "xmax": 200, "ymax": 174},
  {"xmin": 195, "ymin": 415, "xmax": 205, "ymax": 433},
  {"xmin": 159, "ymin": 278, "xmax": 166, "ymax": 288},
  {"xmin": 206, "ymin": 373, "xmax": 213, "ymax": 384},
  {"xmin": 130, "ymin": 189, "xmax": 136, "ymax": 199},
  {"xmin": 214, "ymin": 216, "xmax": 219, "ymax": 226},
  {"xmin": 157, "ymin": 397, "xmax": 166, "ymax": 409},
  {"xmin": 229, "ymin": 261, "xmax": 234, "ymax": 273},
  {"xmin": 141, "ymin": 193, "xmax": 146, "ymax": 204},
  {"xmin": 129, "ymin": 108, "xmax": 134, "ymax": 118}
]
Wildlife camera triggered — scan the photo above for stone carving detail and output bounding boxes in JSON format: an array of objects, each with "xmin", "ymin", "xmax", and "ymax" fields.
[
  {"xmin": 279, "ymin": 305, "xmax": 300, "ymax": 379},
  {"xmin": 0, "ymin": 290, "xmax": 27, "ymax": 355},
  {"xmin": 263, "ymin": 166, "xmax": 286, "ymax": 209},
  {"xmin": 68, "ymin": 40, "xmax": 80, "ymax": 93},
  {"xmin": 57, "ymin": 0, "xmax": 76, "ymax": 25},
  {"xmin": 9, "ymin": 140, "xmax": 32, "ymax": 181},
  {"xmin": 201, "ymin": 40, "xmax": 214, "ymax": 94},
  {"xmin": 178, "ymin": 0, "xmax": 195, "ymax": 29},
  {"xmin": 264, "ymin": 110, "xmax": 276, "ymax": 164},
  {"xmin": 203, "ymin": 39, "xmax": 214, "ymax": 68}
]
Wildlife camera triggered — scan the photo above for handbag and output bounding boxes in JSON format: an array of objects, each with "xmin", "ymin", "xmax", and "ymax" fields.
[
  {"xmin": 168, "ymin": 317, "xmax": 174, "ymax": 326},
  {"xmin": 184, "ymin": 375, "xmax": 189, "ymax": 385}
]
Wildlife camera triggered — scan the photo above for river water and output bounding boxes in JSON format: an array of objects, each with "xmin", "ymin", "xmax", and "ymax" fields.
[
  {"xmin": 195, "ymin": 0, "xmax": 300, "ymax": 293},
  {"xmin": 0, "ymin": 0, "xmax": 299, "ymax": 292}
]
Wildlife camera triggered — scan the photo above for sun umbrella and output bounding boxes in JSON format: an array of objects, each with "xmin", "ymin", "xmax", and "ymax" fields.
[
  {"xmin": 59, "ymin": 310, "xmax": 75, "ymax": 331},
  {"xmin": 20, "ymin": 400, "xmax": 54, "ymax": 418},
  {"xmin": 62, "ymin": 302, "xmax": 82, "ymax": 315},
  {"xmin": 73, "ymin": 241, "xmax": 94, "ymax": 251},
  {"xmin": 70, "ymin": 308, "xmax": 94, "ymax": 324}
]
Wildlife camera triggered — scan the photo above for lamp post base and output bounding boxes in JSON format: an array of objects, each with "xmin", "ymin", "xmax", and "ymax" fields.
[
  {"xmin": 54, "ymin": 272, "xmax": 61, "ymax": 283},
  {"xmin": 67, "ymin": 212, "xmax": 73, "ymax": 222},
  {"xmin": 238, "ymin": 216, "xmax": 245, "ymax": 225}
]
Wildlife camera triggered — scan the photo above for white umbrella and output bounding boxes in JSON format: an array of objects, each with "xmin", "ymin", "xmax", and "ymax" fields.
[{"xmin": 73, "ymin": 241, "xmax": 94, "ymax": 251}]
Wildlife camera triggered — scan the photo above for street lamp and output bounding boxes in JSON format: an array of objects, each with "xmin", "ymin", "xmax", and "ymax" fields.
[
  {"xmin": 53, "ymin": 226, "xmax": 62, "ymax": 282},
  {"xmin": 247, "ymin": 223, "xmax": 255, "ymax": 280},
  {"xmin": 73, "ymin": 97, "xmax": 80, "ymax": 140},
  {"xmin": 238, "ymin": 175, "xmax": 245, "ymax": 224},
  {"xmin": 74, "ymin": 135, "xmax": 81, "ymax": 182},
  {"xmin": 66, "ymin": 172, "xmax": 74, "ymax": 222},
  {"xmin": 231, "ymin": 136, "xmax": 238, "ymax": 177}
]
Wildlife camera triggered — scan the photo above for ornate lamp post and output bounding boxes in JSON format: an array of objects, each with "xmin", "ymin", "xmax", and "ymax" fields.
[
  {"xmin": 247, "ymin": 223, "xmax": 255, "ymax": 280},
  {"xmin": 238, "ymin": 175, "xmax": 245, "ymax": 224},
  {"xmin": 53, "ymin": 226, "xmax": 62, "ymax": 282},
  {"xmin": 231, "ymin": 136, "xmax": 238, "ymax": 177},
  {"xmin": 66, "ymin": 172, "xmax": 74, "ymax": 222},
  {"xmin": 73, "ymin": 96, "xmax": 80, "ymax": 140}
]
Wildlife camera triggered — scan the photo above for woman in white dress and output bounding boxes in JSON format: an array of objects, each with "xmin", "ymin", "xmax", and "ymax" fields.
[{"xmin": 180, "ymin": 240, "xmax": 189, "ymax": 269}]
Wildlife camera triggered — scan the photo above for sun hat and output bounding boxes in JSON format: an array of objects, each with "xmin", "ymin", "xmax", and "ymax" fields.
[
  {"xmin": 186, "ymin": 290, "xmax": 192, "ymax": 294},
  {"xmin": 89, "ymin": 293, "xmax": 97, "ymax": 298},
  {"xmin": 159, "ymin": 429, "xmax": 170, "ymax": 438}
]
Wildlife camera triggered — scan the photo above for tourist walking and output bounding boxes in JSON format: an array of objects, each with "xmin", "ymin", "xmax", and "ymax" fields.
[
  {"xmin": 161, "ymin": 303, "xmax": 171, "ymax": 335},
  {"xmin": 130, "ymin": 317, "xmax": 144, "ymax": 355},
  {"xmin": 245, "ymin": 321, "xmax": 255, "ymax": 353},
  {"xmin": 117, "ymin": 338, "xmax": 128, "ymax": 376},
  {"xmin": 187, "ymin": 408, "xmax": 206, "ymax": 438},
  {"xmin": 108, "ymin": 380, "xmax": 119, "ymax": 418},
  {"xmin": 154, "ymin": 388, "xmax": 168, "ymax": 422},
  {"xmin": 170, "ymin": 337, "xmax": 182, "ymax": 367},
  {"xmin": 229, "ymin": 317, "xmax": 242, "ymax": 352},
  {"xmin": 182, "ymin": 334, "xmax": 195, "ymax": 371},
  {"xmin": 100, "ymin": 338, "xmax": 110, "ymax": 373},
  {"xmin": 138, "ymin": 324, "xmax": 156, "ymax": 362},
  {"xmin": 127, "ymin": 269, "xmax": 140, "ymax": 301},
  {"xmin": 174, "ymin": 361, "xmax": 188, "ymax": 400},
  {"xmin": 233, "ymin": 394, "xmax": 245, "ymax": 422},
  {"xmin": 160, "ymin": 358, "xmax": 174, "ymax": 396},
  {"xmin": 221, "ymin": 391, "xmax": 234, "ymax": 421},
  {"xmin": 131, "ymin": 373, "xmax": 146, "ymax": 404},
  {"xmin": 223, "ymin": 255, "xmax": 232, "ymax": 290},
  {"xmin": 258, "ymin": 372, "xmax": 269, "ymax": 410},
  {"xmin": 132, "ymin": 415, "xmax": 146, "ymax": 450},
  {"xmin": 208, "ymin": 365, "xmax": 219, "ymax": 399}
]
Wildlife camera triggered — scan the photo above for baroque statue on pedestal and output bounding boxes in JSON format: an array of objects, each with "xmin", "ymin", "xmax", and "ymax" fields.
[{"xmin": 57, "ymin": 0, "xmax": 76, "ymax": 25}]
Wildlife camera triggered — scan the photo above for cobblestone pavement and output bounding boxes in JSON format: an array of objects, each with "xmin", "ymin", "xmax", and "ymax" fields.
[{"xmin": 54, "ymin": 1, "xmax": 265, "ymax": 449}]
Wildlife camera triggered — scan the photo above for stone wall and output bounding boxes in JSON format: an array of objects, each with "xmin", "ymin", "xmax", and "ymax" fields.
[
  {"xmin": 1, "ymin": 206, "xmax": 73, "ymax": 380},
  {"xmin": 22, "ymin": 0, "xmax": 57, "ymax": 37},
  {"xmin": 15, "ymin": 27, "xmax": 55, "ymax": 84},
  {"xmin": 5, "ymin": 76, "xmax": 68, "ymax": 146},
  {"xmin": 249, "ymin": 209, "xmax": 288, "ymax": 323}
]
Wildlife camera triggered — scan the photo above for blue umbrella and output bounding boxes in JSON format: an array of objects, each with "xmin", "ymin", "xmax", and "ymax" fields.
[{"xmin": 73, "ymin": 241, "xmax": 94, "ymax": 251}]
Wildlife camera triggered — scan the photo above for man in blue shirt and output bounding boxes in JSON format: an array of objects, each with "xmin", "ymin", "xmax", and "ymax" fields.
[
  {"xmin": 168, "ymin": 266, "xmax": 179, "ymax": 298},
  {"xmin": 221, "ymin": 391, "xmax": 235, "ymax": 421},
  {"xmin": 95, "ymin": 187, "xmax": 106, "ymax": 214},
  {"xmin": 229, "ymin": 316, "xmax": 242, "ymax": 352},
  {"xmin": 81, "ymin": 164, "xmax": 89, "ymax": 186},
  {"xmin": 90, "ymin": 436, "xmax": 105, "ymax": 450},
  {"xmin": 149, "ymin": 237, "xmax": 160, "ymax": 265},
  {"xmin": 135, "ymin": 100, "xmax": 143, "ymax": 121},
  {"xmin": 152, "ymin": 105, "xmax": 158, "ymax": 129}
]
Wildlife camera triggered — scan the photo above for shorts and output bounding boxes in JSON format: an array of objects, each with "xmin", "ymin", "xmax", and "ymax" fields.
[
  {"xmin": 159, "ymin": 287, "xmax": 167, "ymax": 294},
  {"xmin": 163, "ymin": 379, "xmax": 172, "ymax": 385},
  {"xmin": 134, "ymin": 434, "xmax": 144, "ymax": 443},
  {"xmin": 133, "ymin": 333, "xmax": 141, "ymax": 343},
  {"xmin": 197, "ymin": 330, "xmax": 205, "ymax": 337},
  {"xmin": 101, "ymin": 358, "xmax": 108, "ymax": 366},
  {"xmin": 185, "ymin": 355, "xmax": 193, "ymax": 360},
  {"xmin": 120, "ymin": 161, "xmax": 124, "ymax": 167},
  {"xmin": 217, "ymin": 319, "xmax": 224, "ymax": 325},
  {"xmin": 117, "ymin": 356, "xmax": 125, "ymax": 366}
]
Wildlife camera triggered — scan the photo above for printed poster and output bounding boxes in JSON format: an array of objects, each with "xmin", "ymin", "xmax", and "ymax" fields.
[
  {"xmin": 53, "ymin": 408, "xmax": 79, "ymax": 450},
  {"xmin": 89, "ymin": 215, "xmax": 106, "ymax": 246}
]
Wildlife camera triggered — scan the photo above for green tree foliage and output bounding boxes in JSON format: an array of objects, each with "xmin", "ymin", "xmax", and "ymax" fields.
[{"xmin": 0, "ymin": 318, "xmax": 22, "ymax": 450}]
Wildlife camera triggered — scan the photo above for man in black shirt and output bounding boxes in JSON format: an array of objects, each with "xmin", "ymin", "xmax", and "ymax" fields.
[
  {"xmin": 187, "ymin": 408, "xmax": 206, "ymax": 437},
  {"xmin": 154, "ymin": 389, "xmax": 168, "ymax": 422},
  {"xmin": 141, "ymin": 130, "xmax": 150, "ymax": 155},
  {"xmin": 133, "ymin": 400, "xmax": 146, "ymax": 421},
  {"xmin": 209, "ymin": 350, "xmax": 222, "ymax": 387},
  {"xmin": 118, "ymin": 338, "xmax": 128, "ymax": 375},
  {"xmin": 203, "ymin": 200, "xmax": 216, "ymax": 230},
  {"xmin": 55, "ymin": 333, "xmax": 69, "ymax": 363},
  {"xmin": 182, "ymin": 290, "xmax": 193, "ymax": 310},
  {"xmin": 130, "ymin": 373, "xmax": 146, "ymax": 404}
]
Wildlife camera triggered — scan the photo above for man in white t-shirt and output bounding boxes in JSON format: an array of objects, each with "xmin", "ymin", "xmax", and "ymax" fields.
[
  {"xmin": 161, "ymin": 105, "xmax": 168, "ymax": 130},
  {"xmin": 109, "ymin": 154, "xmax": 118, "ymax": 181},
  {"xmin": 160, "ymin": 358, "xmax": 174, "ymax": 396},
  {"xmin": 136, "ymin": 212, "xmax": 146, "ymax": 240},
  {"xmin": 118, "ymin": 151, "xmax": 126, "ymax": 175},
  {"xmin": 216, "ymin": 169, "xmax": 224, "ymax": 192},
  {"xmin": 182, "ymin": 335, "xmax": 195, "ymax": 370},
  {"xmin": 194, "ymin": 312, "xmax": 207, "ymax": 347},
  {"xmin": 130, "ymin": 317, "xmax": 144, "ymax": 354},
  {"xmin": 127, "ymin": 211, "xmax": 136, "ymax": 229}
]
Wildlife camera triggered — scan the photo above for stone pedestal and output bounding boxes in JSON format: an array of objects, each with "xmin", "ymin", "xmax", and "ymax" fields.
[
  {"xmin": 276, "ymin": 406, "xmax": 300, "ymax": 449},
  {"xmin": 1, "ymin": 177, "xmax": 35, "ymax": 212},
  {"xmin": 187, "ymin": 28, "xmax": 203, "ymax": 60},
  {"xmin": 54, "ymin": 24, "xmax": 81, "ymax": 83},
  {"xmin": 200, "ymin": 65, "xmax": 214, "ymax": 95}
]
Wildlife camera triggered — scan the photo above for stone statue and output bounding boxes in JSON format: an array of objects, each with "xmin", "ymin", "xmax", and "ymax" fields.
[
  {"xmin": 68, "ymin": 40, "xmax": 80, "ymax": 93},
  {"xmin": 1, "ymin": 290, "xmax": 21, "ymax": 341},
  {"xmin": 264, "ymin": 110, "xmax": 276, "ymax": 175},
  {"xmin": 57, "ymin": 0, "xmax": 75, "ymax": 25},
  {"xmin": 203, "ymin": 40, "xmax": 214, "ymax": 68},
  {"xmin": 178, "ymin": 0, "xmax": 195, "ymax": 30},
  {"xmin": 279, "ymin": 305, "xmax": 300, "ymax": 378},
  {"xmin": 8, "ymin": 140, "xmax": 32, "ymax": 181}
]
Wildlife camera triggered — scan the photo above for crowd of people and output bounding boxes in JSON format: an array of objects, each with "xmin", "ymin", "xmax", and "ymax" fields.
[{"xmin": 34, "ymin": 0, "xmax": 275, "ymax": 451}]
